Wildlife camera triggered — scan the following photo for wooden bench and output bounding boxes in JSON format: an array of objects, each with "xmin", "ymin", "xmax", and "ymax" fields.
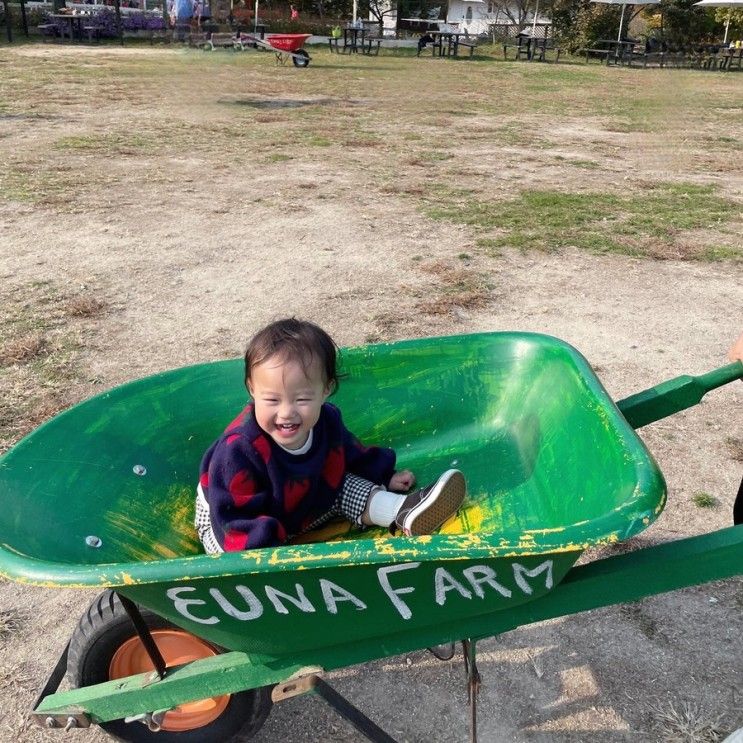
[
  {"xmin": 149, "ymin": 29, "xmax": 172, "ymax": 44},
  {"xmin": 508, "ymin": 41, "xmax": 531, "ymax": 60},
  {"xmin": 537, "ymin": 44, "xmax": 561, "ymax": 62},
  {"xmin": 580, "ymin": 47, "xmax": 613, "ymax": 64},
  {"xmin": 623, "ymin": 49, "xmax": 650, "ymax": 67},
  {"xmin": 201, "ymin": 32, "xmax": 236, "ymax": 50},
  {"xmin": 717, "ymin": 48, "xmax": 742, "ymax": 71},
  {"xmin": 362, "ymin": 37, "xmax": 382, "ymax": 55},
  {"xmin": 82, "ymin": 25, "xmax": 104, "ymax": 43},
  {"xmin": 235, "ymin": 33, "xmax": 259, "ymax": 50},
  {"xmin": 455, "ymin": 40, "xmax": 477, "ymax": 58},
  {"xmin": 187, "ymin": 31, "xmax": 208, "ymax": 47},
  {"xmin": 37, "ymin": 23, "xmax": 59, "ymax": 41}
]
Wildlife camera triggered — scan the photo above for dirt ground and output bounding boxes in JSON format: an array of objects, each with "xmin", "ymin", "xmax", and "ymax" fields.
[{"xmin": 0, "ymin": 43, "xmax": 742, "ymax": 742}]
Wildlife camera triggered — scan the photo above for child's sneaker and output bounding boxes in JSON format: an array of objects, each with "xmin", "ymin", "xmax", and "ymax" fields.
[{"xmin": 392, "ymin": 469, "xmax": 466, "ymax": 536}]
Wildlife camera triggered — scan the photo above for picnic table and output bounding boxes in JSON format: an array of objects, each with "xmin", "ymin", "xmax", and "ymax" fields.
[
  {"xmin": 645, "ymin": 44, "xmax": 742, "ymax": 70},
  {"xmin": 328, "ymin": 26, "xmax": 381, "ymax": 55},
  {"xmin": 426, "ymin": 30, "xmax": 476, "ymax": 58},
  {"xmin": 719, "ymin": 46, "xmax": 743, "ymax": 70},
  {"xmin": 580, "ymin": 38, "xmax": 636, "ymax": 65},
  {"xmin": 503, "ymin": 34, "xmax": 561, "ymax": 62},
  {"xmin": 49, "ymin": 13, "xmax": 87, "ymax": 42}
]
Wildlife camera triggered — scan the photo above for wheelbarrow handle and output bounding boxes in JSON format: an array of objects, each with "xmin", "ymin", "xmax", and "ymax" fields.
[
  {"xmin": 617, "ymin": 360, "xmax": 743, "ymax": 429},
  {"xmin": 469, "ymin": 525, "xmax": 743, "ymax": 641}
]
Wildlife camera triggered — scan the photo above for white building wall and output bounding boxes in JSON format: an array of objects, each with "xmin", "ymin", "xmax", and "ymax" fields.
[
  {"xmin": 446, "ymin": 0, "xmax": 492, "ymax": 35},
  {"xmin": 446, "ymin": 1, "xmax": 550, "ymax": 35},
  {"xmin": 378, "ymin": 0, "xmax": 547, "ymax": 37}
]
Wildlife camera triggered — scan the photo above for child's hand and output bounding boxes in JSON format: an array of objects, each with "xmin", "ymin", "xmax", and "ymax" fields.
[{"xmin": 388, "ymin": 470, "xmax": 416, "ymax": 492}]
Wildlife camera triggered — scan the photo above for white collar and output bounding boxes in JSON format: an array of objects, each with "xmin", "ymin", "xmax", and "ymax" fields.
[{"xmin": 278, "ymin": 428, "xmax": 313, "ymax": 455}]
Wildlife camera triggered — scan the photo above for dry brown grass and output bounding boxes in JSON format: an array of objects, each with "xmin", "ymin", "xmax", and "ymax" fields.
[
  {"xmin": 0, "ymin": 332, "xmax": 47, "ymax": 366},
  {"xmin": 0, "ymin": 609, "xmax": 25, "ymax": 639},
  {"xmin": 416, "ymin": 259, "xmax": 492, "ymax": 316},
  {"xmin": 725, "ymin": 436, "xmax": 743, "ymax": 463},
  {"xmin": 0, "ymin": 664, "xmax": 39, "ymax": 742},
  {"xmin": 64, "ymin": 295, "xmax": 107, "ymax": 319},
  {"xmin": 365, "ymin": 309, "xmax": 420, "ymax": 343},
  {"xmin": 0, "ymin": 662, "xmax": 35, "ymax": 693},
  {"xmin": 647, "ymin": 699, "xmax": 725, "ymax": 743},
  {"xmin": 379, "ymin": 184, "xmax": 427, "ymax": 197},
  {"xmin": 0, "ymin": 281, "xmax": 109, "ymax": 453},
  {"xmin": 342, "ymin": 138, "xmax": 384, "ymax": 148}
]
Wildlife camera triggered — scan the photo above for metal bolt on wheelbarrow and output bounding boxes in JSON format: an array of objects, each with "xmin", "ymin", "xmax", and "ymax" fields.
[{"xmin": 0, "ymin": 332, "xmax": 740, "ymax": 742}]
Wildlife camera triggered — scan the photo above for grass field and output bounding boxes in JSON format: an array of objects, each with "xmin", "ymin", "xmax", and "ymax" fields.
[
  {"xmin": 0, "ymin": 41, "xmax": 742, "ymax": 742},
  {"xmin": 0, "ymin": 42, "xmax": 740, "ymax": 451}
]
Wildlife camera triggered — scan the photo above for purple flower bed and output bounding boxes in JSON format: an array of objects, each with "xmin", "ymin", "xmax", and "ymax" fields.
[{"xmin": 44, "ymin": 8, "xmax": 165, "ymax": 38}]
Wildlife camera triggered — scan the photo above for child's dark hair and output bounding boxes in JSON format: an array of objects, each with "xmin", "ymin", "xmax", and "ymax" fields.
[{"xmin": 244, "ymin": 318, "xmax": 339, "ymax": 390}]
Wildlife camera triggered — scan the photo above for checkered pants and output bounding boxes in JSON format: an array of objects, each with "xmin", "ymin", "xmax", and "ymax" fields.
[{"xmin": 195, "ymin": 475, "xmax": 377, "ymax": 555}]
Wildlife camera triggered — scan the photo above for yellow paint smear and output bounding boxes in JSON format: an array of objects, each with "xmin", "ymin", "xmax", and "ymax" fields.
[
  {"xmin": 267, "ymin": 549, "xmax": 354, "ymax": 567},
  {"xmin": 374, "ymin": 541, "xmax": 424, "ymax": 558},
  {"xmin": 440, "ymin": 502, "xmax": 485, "ymax": 535},
  {"xmin": 522, "ymin": 526, "xmax": 567, "ymax": 536}
]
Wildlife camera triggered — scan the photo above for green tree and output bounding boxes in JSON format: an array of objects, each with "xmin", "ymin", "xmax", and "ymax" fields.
[
  {"xmin": 713, "ymin": 6, "xmax": 743, "ymax": 41},
  {"xmin": 551, "ymin": 0, "xmax": 624, "ymax": 52},
  {"xmin": 658, "ymin": 0, "xmax": 719, "ymax": 47}
]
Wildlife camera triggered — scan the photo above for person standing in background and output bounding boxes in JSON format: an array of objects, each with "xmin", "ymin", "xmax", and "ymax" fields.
[
  {"xmin": 173, "ymin": 0, "xmax": 194, "ymax": 40},
  {"xmin": 290, "ymin": 4, "xmax": 299, "ymax": 19}
]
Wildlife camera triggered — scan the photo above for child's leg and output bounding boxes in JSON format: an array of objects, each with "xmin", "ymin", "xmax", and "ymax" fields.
[
  {"xmin": 336, "ymin": 474, "xmax": 402, "ymax": 526},
  {"xmin": 339, "ymin": 471, "xmax": 467, "ymax": 536},
  {"xmin": 195, "ymin": 484, "xmax": 224, "ymax": 555},
  {"xmin": 292, "ymin": 476, "xmax": 379, "ymax": 539},
  {"xmin": 390, "ymin": 470, "xmax": 466, "ymax": 536}
]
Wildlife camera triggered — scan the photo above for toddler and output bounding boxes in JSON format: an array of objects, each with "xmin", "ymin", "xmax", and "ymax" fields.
[{"xmin": 195, "ymin": 318, "xmax": 466, "ymax": 553}]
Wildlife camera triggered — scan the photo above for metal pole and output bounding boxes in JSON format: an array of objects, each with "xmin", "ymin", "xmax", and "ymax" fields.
[
  {"xmin": 20, "ymin": 0, "xmax": 28, "ymax": 37},
  {"xmin": 531, "ymin": 0, "xmax": 538, "ymax": 37},
  {"xmin": 352, "ymin": 0, "xmax": 357, "ymax": 23},
  {"xmin": 253, "ymin": 0, "xmax": 257, "ymax": 32},
  {"xmin": 617, "ymin": 2, "xmax": 625, "ymax": 42},
  {"xmin": 3, "ymin": 0, "xmax": 12, "ymax": 42},
  {"xmin": 114, "ymin": 0, "xmax": 123, "ymax": 45},
  {"xmin": 723, "ymin": 9, "xmax": 730, "ymax": 43}
]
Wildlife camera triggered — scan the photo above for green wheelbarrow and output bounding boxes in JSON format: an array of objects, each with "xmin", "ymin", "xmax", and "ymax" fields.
[{"xmin": 0, "ymin": 332, "xmax": 740, "ymax": 742}]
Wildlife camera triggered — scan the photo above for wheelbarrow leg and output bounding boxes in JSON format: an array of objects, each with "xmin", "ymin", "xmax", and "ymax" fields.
[
  {"xmin": 273, "ymin": 674, "xmax": 399, "ymax": 742},
  {"xmin": 32, "ymin": 640, "xmax": 70, "ymax": 711},
  {"xmin": 31, "ymin": 593, "xmax": 167, "ymax": 730},
  {"xmin": 31, "ymin": 639, "xmax": 93, "ymax": 730},
  {"xmin": 313, "ymin": 677, "xmax": 399, "ymax": 743},
  {"xmin": 462, "ymin": 639, "xmax": 481, "ymax": 743},
  {"xmin": 116, "ymin": 592, "xmax": 168, "ymax": 679}
]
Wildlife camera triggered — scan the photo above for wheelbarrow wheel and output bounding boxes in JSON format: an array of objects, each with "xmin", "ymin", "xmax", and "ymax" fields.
[
  {"xmin": 67, "ymin": 590, "xmax": 272, "ymax": 742},
  {"xmin": 292, "ymin": 48, "xmax": 310, "ymax": 67}
]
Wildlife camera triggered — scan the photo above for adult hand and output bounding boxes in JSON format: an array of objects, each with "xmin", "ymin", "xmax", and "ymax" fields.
[
  {"xmin": 389, "ymin": 470, "xmax": 416, "ymax": 492},
  {"xmin": 729, "ymin": 331, "xmax": 743, "ymax": 363}
]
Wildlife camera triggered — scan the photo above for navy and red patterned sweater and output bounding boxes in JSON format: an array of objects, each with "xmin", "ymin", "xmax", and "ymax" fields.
[{"xmin": 199, "ymin": 402, "xmax": 396, "ymax": 551}]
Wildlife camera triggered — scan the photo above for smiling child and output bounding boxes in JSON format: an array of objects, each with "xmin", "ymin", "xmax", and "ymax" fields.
[{"xmin": 195, "ymin": 318, "xmax": 466, "ymax": 553}]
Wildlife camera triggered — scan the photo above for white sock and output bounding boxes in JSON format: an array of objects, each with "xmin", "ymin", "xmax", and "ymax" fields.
[{"xmin": 367, "ymin": 490, "xmax": 407, "ymax": 527}]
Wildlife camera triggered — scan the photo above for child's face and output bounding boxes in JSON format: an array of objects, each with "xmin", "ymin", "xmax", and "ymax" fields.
[{"xmin": 247, "ymin": 354, "xmax": 331, "ymax": 450}]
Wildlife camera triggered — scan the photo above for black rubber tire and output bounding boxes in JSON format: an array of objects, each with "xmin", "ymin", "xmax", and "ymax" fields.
[
  {"xmin": 67, "ymin": 591, "xmax": 272, "ymax": 743},
  {"xmin": 292, "ymin": 48, "xmax": 310, "ymax": 67}
]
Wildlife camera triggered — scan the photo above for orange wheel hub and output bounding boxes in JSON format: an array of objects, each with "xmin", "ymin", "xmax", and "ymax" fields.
[{"xmin": 109, "ymin": 630, "xmax": 230, "ymax": 731}]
